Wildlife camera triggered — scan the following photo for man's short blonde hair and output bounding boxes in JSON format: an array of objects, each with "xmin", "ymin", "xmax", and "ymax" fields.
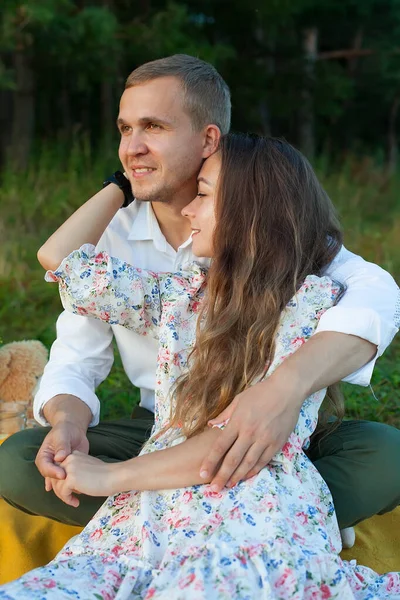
[{"xmin": 125, "ymin": 54, "xmax": 231, "ymax": 134}]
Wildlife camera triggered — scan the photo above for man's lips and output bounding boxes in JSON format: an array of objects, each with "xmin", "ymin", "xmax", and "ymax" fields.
[
  {"xmin": 191, "ymin": 228, "xmax": 201, "ymax": 236},
  {"xmin": 130, "ymin": 167, "xmax": 156, "ymax": 179}
]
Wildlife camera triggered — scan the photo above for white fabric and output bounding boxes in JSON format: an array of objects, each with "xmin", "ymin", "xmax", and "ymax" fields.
[
  {"xmin": 319, "ymin": 246, "xmax": 400, "ymax": 385},
  {"xmin": 34, "ymin": 200, "xmax": 400, "ymax": 426}
]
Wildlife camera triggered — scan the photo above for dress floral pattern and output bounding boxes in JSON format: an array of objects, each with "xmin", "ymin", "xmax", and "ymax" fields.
[{"xmin": 1, "ymin": 244, "xmax": 399, "ymax": 600}]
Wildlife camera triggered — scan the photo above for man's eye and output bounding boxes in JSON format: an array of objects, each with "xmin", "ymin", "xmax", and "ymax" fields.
[
  {"xmin": 147, "ymin": 123, "xmax": 161, "ymax": 130},
  {"xmin": 120, "ymin": 125, "xmax": 131, "ymax": 134}
]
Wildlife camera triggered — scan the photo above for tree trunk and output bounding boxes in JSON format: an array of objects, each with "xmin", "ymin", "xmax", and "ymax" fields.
[
  {"xmin": 255, "ymin": 25, "xmax": 274, "ymax": 136},
  {"xmin": 0, "ymin": 87, "xmax": 13, "ymax": 167},
  {"xmin": 298, "ymin": 28, "xmax": 318, "ymax": 159},
  {"xmin": 9, "ymin": 45, "xmax": 35, "ymax": 169},
  {"xmin": 101, "ymin": 0, "xmax": 117, "ymax": 139},
  {"xmin": 348, "ymin": 28, "xmax": 363, "ymax": 76},
  {"xmin": 101, "ymin": 79, "xmax": 115, "ymax": 139},
  {"xmin": 60, "ymin": 83, "xmax": 72, "ymax": 134},
  {"xmin": 387, "ymin": 95, "xmax": 400, "ymax": 176}
]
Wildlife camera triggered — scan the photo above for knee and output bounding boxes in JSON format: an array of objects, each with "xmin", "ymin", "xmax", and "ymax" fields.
[
  {"xmin": 355, "ymin": 420, "xmax": 400, "ymax": 457},
  {"xmin": 0, "ymin": 428, "xmax": 46, "ymax": 500},
  {"xmin": 346, "ymin": 420, "xmax": 400, "ymax": 493}
]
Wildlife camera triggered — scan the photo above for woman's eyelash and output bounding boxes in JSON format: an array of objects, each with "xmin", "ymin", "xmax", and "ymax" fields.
[{"xmin": 197, "ymin": 192, "xmax": 206, "ymax": 197}]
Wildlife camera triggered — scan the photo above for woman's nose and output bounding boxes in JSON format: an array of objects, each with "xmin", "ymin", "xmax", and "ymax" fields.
[{"xmin": 181, "ymin": 198, "xmax": 196, "ymax": 218}]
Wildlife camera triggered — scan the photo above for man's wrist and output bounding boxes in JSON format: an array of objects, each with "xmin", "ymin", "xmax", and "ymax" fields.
[
  {"xmin": 263, "ymin": 362, "xmax": 308, "ymax": 410},
  {"xmin": 44, "ymin": 395, "xmax": 92, "ymax": 430}
]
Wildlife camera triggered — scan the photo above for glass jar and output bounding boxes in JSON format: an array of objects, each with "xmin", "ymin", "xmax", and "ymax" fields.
[{"xmin": 0, "ymin": 402, "xmax": 27, "ymax": 442}]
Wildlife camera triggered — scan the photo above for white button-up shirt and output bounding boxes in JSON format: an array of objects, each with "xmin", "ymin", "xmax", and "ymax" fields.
[{"xmin": 34, "ymin": 200, "xmax": 400, "ymax": 426}]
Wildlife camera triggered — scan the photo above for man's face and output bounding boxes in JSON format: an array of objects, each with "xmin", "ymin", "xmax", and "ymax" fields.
[{"xmin": 117, "ymin": 77, "xmax": 207, "ymax": 204}]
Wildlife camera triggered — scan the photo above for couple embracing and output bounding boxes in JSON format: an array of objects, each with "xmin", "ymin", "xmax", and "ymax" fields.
[{"xmin": 0, "ymin": 54, "xmax": 399, "ymax": 599}]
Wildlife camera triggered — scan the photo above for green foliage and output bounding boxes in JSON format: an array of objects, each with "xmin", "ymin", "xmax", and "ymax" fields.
[
  {"xmin": 36, "ymin": 6, "xmax": 120, "ymax": 79},
  {"xmin": 3, "ymin": 0, "xmax": 400, "ymax": 154},
  {"xmin": 131, "ymin": 3, "xmax": 234, "ymax": 65},
  {"xmin": 1, "ymin": 0, "xmax": 73, "ymax": 52}
]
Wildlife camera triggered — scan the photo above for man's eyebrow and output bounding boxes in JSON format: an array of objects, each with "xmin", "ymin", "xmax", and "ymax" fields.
[
  {"xmin": 116, "ymin": 116, "xmax": 174, "ymax": 127},
  {"xmin": 138, "ymin": 116, "xmax": 174, "ymax": 127},
  {"xmin": 197, "ymin": 176, "xmax": 212, "ymax": 186}
]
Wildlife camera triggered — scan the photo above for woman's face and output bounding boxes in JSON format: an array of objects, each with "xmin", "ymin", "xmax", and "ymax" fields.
[{"xmin": 181, "ymin": 152, "xmax": 221, "ymax": 258}]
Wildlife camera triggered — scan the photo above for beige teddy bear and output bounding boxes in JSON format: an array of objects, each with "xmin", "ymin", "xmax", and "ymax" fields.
[{"xmin": 0, "ymin": 340, "xmax": 48, "ymax": 426}]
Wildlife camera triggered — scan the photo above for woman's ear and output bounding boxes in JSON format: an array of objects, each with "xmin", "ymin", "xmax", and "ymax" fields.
[{"xmin": 202, "ymin": 125, "xmax": 221, "ymax": 158}]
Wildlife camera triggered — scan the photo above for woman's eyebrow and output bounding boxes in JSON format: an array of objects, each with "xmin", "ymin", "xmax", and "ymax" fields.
[{"xmin": 197, "ymin": 176, "xmax": 212, "ymax": 186}]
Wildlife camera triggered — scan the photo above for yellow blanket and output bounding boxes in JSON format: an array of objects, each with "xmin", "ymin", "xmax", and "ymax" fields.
[{"xmin": 0, "ymin": 499, "xmax": 399, "ymax": 585}]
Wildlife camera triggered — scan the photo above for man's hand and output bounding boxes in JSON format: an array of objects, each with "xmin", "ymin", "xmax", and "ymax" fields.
[
  {"xmin": 35, "ymin": 421, "xmax": 89, "ymax": 483},
  {"xmin": 36, "ymin": 394, "xmax": 92, "ymax": 492},
  {"xmin": 199, "ymin": 332, "xmax": 377, "ymax": 493},
  {"xmin": 199, "ymin": 373, "xmax": 304, "ymax": 492},
  {"xmin": 50, "ymin": 451, "xmax": 119, "ymax": 507}
]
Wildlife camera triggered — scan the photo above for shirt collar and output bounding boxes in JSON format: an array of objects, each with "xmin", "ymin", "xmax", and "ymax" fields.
[
  {"xmin": 127, "ymin": 201, "xmax": 168, "ymax": 253},
  {"xmin": 127, "ymin": 201, "xmax": 192, "ymax": 254},
  {"xmin": 127, "ymin": 201, "xmax": 154, "ymax": 242}
]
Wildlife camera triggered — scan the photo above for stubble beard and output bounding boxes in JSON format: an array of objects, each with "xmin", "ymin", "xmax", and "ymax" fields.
[
  {"xmin": 131, "ymin": 174, "xmax": 196, "ymax": 205},
  {"xmin": 130, "ymin": 180, "xmax": 175, "ymax": 204},
  {"xmin": 134, "ymin": 192, "xmax": 171, "ymax": 204},
  {"xmin": 129, "ymin": 156, "xmax": 200, "ymax": 205}
]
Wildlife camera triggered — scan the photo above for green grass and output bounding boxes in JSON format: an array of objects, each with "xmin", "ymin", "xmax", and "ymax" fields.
[{"xmin": 1, "ymin": 142, "xmax": 399, "ymax": 424}]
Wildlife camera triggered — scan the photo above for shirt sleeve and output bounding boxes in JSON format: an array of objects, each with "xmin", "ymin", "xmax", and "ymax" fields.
[
  {"xmin": 318, "ymin": 245, "xmax": 400, "ymax": 385},
  {"xmin": 45, "ymin": 244, "xmax": 163, "ymax": 338},
  {"xmin": 33, "ymin": 310, "xmax": 114, "ymax": 427}
]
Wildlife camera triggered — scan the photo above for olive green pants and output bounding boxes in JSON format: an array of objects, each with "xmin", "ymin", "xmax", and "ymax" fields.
[{"xmin": 0, "ymin": 408, "xmax": 399, "ymax": 529}]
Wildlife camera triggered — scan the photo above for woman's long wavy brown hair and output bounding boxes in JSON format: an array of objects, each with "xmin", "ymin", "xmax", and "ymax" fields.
[{"xmin": 171, "ymin": 134, "xmax": 344, "ymax": 438}]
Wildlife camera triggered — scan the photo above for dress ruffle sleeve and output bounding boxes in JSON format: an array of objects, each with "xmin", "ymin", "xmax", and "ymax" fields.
[{"xmin": 45, "ymin": 244, "xmax": 163, "ymax": 339}]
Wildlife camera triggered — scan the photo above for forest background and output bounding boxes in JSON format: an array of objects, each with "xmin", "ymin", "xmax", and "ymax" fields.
[{"xmin": 1, "ymin": 0, "xmax": 399, "ymax": 424}]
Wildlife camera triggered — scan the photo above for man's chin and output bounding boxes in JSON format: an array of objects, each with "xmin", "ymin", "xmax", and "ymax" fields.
[
  {"xmin": 132, "ymin": 190, "xmax": 170, "ymax": 204},
  {"xmin": 130, "ymin": 180, "xmax": 173, "ymax": 204}
]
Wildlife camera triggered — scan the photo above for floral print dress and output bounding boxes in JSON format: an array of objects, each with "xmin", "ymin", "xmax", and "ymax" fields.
[{"xmin": 1, "ymin": 244, "xmax": 399, "ymax": 600}]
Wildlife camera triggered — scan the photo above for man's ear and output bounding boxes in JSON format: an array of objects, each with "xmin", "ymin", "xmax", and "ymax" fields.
[{"xmin": 202, "ymin": 124, "xmax": 221, "ymax": 158}]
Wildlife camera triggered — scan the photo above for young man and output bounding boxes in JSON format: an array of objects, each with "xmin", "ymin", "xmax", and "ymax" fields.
[{"xmin": 0, "ymin": 55, "xmax": 399, "ymax": 543}]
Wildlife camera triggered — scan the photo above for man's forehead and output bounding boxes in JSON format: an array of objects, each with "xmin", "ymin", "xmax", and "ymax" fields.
[{"xmin": 119, "ymin": 78, "xmax": 186, "ymax": 121}]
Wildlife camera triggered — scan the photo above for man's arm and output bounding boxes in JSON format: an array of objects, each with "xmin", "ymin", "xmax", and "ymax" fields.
[
  {"xmin": 200, "ymin": 332, "xmax": 375, "ymax": 491},
  {"xmin": 317, "ymin": 246, "xmax": 399, "ymax": 384},
  {"xmin": 33, "ymin": 309, "xmax": 115, "ymax": 481},
  {"xmin": 37, "ymin": 394, "xmax": 92, "ymax": 481},
  {"xmin": 33, "ymin": 309, "xmax": 115, "ymax": 428},
  {"xmin": 34, "ymin": 183, "xmax": 126, "ymax": 481},
  {"xmin": 200, "ymin": 249, "xmax": 399, "ymax": 491},
  {"xmin": 48, "ymin": 332, "xmax": 376, "ymax": 505}
]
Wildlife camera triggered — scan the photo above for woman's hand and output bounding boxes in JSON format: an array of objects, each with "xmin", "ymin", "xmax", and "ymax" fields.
[{"xmin": 48, "ymin": 451, "xmax": 123, "ymax": 507}]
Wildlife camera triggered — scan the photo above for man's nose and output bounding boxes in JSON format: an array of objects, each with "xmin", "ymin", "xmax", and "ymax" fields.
[{"xmin": 126, "ymin": 132, "xmax": 148, "ymax": 156}]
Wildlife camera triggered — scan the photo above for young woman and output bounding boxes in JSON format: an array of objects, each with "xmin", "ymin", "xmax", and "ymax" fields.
[{"xmin": 1, "ymin": 134, "xmax": 398, "ymax": 599}]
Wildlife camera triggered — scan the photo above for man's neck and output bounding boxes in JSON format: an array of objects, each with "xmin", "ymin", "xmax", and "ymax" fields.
[{"xmin": 151, "ymin": 201, "xmax": 192, "ymax": 251}]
